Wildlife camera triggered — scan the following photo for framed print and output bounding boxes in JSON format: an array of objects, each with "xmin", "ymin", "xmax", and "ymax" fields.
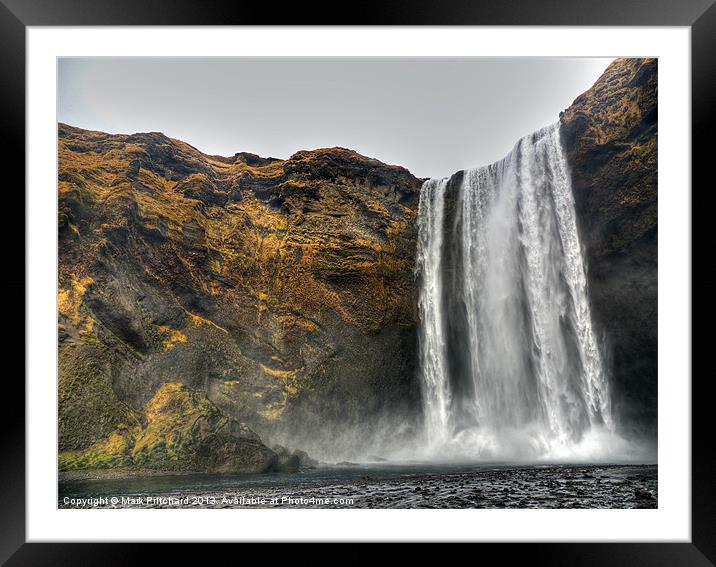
[{"xmin": 4, "ymin": 0, "xmax": 713, "ymax": 563}]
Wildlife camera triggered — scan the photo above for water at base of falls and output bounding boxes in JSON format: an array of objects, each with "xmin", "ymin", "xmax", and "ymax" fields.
[{"xmin": 416, "ymin": 122, "xmax": 617, "ymax": 461}]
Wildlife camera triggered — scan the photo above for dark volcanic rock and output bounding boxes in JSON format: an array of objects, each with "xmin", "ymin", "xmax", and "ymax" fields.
[
  {"xmin": 58, "ymin": 125, "xmax": 423, "ymax": 462},
  {"xmin": 271, "ymin": 446, "xmax": 315, "ymax": 470},
  {"xmin": 272, "ymin": 444, "xmax": 291, "ymax": 458},
  {"xmin": 275, "ymin": 454, "xmax": 301, "ymax": 473},
  {"xmin": 560, "ymin": 58, "xmax": 657, "ymax": 435},
  {"xmin": 59, "ymin": 464, "xmax": 659, "ymax": 509},
  {"xmin": 293, "ymin": 449, "xmax": 318, "ymax": 468}
]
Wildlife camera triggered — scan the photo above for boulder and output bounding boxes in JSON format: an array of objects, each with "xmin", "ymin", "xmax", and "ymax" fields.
[
  {"xmin": 59, "ymin": 383, "xmax": 278, "ymax": 474},
  {"xmin": 293, "ymin": 449, "xmax": 319, "ymax": 468}
]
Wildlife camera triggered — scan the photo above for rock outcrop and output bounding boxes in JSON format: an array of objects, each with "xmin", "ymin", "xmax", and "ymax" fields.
[
  {"xmin": 60, "ymin": 383, "xmax": 280, "ymax": 473},
  {"xmin": 58, "ymin": 124, "xmax": 423, "ymax": 465},
  {"xmin": 560, "ymin": 58, "xmax": 658, "ymax": 436}
]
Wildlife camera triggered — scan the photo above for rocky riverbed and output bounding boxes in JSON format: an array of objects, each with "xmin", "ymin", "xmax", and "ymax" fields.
[{"xmin": 59, "ymin": 463, "xmax": 657, "ymax": 509}]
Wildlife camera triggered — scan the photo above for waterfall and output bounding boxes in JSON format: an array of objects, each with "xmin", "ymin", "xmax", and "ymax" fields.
[{"xmin": 416, "ymin": 123, "xmax": 613, "ymax": 460}]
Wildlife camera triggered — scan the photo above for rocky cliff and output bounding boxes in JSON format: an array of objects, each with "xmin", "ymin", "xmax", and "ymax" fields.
[
  {"xmin": 560, "ymin": 58, "xmax": 658, "ymax": 436},
  {"xmin": 58, "ymin": 125, "xmax": 423, "ymax": 469},
  {"xmin": 58, "ymin": 57, "xmax": 658, "ymax": 471}
]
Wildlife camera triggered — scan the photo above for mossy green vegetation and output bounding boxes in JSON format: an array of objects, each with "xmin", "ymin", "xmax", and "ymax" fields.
[
  {"xmin": 131, "ymin": 383, "xmax": 221, "ymax": 469},
  {"xmin": 59, "ymin": 382, "xmax": 274, "ymax": 473},
  {"xmin": 58, "ymin": 345, "xmax": 138, "ymax": 451},
  {"xmin": 59, "ymin": 430, "xmax": 135, "ymax": 470}
]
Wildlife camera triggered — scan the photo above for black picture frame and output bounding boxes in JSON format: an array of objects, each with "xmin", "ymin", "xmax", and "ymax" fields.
[{"xmin": 3, "ymin": 0, "xmax": 711, "ymax": 563}]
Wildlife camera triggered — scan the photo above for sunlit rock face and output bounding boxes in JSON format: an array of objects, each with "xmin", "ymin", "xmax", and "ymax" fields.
[
  {"xmin": 560, "ymin": 58, "xmax": 658, "ymax": 438},
  {"xmin": 58, "ymin": 125, "xmax": 423, "ymax": 461}
]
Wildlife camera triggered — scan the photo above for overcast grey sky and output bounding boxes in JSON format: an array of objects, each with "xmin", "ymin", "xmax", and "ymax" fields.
[{"xmin": 58, "ymin": 58, "xmax": 613, "ymax": 179}]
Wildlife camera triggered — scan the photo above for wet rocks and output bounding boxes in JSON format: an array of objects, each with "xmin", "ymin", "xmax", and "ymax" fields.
[
  {"xmin": 60, "ymin": 463, "xmax": 658, "ymax": 510},
  {"xmin": 271, "ymin": 445, "xmax": 317, "ymax": 472},
  {"xmin": 634, "ymin": 488, "xmax": 655, "ymax": 501},
  {"xmin": 270, "ymin": 446, "xmax": 299, "ymax": 472},
  {"xmin": 274, "ymin": 454, "xmax": 301, "ymax": 473},
  {"xmin": 292, "ymin": 449, "xmax": 318, "ymax": 469}
]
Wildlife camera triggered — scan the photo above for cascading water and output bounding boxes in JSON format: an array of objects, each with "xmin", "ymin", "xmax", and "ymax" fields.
[{"xmin": 416, "ymin": 123, "xmax": 614, "ymax": 461}]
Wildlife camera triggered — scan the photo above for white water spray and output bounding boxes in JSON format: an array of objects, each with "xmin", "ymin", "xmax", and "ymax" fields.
[{"xmin": 416, "ymin": 123, "xmax": 614, "ymax": 460}]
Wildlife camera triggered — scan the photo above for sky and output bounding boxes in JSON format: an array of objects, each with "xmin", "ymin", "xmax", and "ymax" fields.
[{"xmin": 58, "ymin": 57, "xmax": 613, "ymax": 179}]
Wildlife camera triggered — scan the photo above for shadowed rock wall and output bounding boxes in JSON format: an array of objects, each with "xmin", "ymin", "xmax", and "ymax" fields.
[{"xmin": 560, "ymin": 58, "xmax": 658, "ymax": 437}]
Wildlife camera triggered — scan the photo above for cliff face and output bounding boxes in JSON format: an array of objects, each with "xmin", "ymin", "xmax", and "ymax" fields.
[
  {"xmin": 58, "ymin": 124, "xmax": 423, "ymax": 463},
  {"xmin": 560, "ymin": 58, "xmax": 658, "ymax": 435},
  {"xmin": 58, "ymin": 58, "xmax": 658, "ymax": 469}
]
